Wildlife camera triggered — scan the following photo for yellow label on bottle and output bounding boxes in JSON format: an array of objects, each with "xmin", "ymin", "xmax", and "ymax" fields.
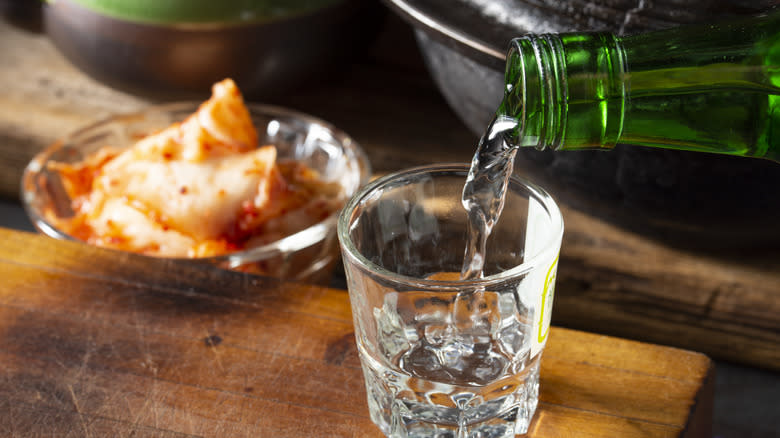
[{"xmin": 537, "ymin": 254, "xmax": 559, "ymax": 344}]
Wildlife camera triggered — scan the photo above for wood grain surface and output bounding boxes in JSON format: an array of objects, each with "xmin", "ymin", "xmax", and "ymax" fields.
[
  {"xmin": 0, "ymin": 15, "xmax": 778, "ymax": 374},
  {"xmin": 0, "ymin": 227, "xmax": 713, "ymax": 437}
]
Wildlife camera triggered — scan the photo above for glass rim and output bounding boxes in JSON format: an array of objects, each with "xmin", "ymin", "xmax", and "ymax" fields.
[{"xmin": 337, "ymin": 163, "xmax": 564, "ymax": 290}]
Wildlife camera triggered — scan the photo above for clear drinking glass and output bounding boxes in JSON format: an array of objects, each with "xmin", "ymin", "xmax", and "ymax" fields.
[{"xmin": 337, "ymin": 164, "xmax": 563, "ymax": 437}]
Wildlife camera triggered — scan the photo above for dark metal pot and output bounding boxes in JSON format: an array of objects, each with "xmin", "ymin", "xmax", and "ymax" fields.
[{"xmin": 384, "ymin": 0, "xmax": 780, "ymax": 248}]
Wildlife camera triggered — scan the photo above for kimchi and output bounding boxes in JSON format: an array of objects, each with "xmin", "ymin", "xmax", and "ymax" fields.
[{"xmin": 48, "ymin": 79, "xmax": 342, "ymax": 259}]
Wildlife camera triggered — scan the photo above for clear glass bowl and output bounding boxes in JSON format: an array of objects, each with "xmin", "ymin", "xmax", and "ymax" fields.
[{"xmin": 21, "ymin": 103, "xmax": 371, "ymax": 285}]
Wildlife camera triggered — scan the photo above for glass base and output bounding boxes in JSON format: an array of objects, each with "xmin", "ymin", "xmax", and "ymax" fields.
[{"xmin": 362, "ymin": 356, "xmax": 541, "ymax": 438}]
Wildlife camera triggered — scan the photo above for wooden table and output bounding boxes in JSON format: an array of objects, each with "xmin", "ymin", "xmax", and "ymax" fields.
[
  {"xmin": 0, "ymin": 12, "xmax": 778, "ymax": 374},
  {"xmin": 0, "ymin": 227, "xmax": 714, "ymax": 437}
]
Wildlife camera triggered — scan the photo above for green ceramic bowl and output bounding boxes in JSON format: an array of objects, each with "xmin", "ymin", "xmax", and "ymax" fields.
[
  {"xmin": 43, "ymin": 0, "xmax": 379, "ymax": 98},
  {"xmin": 61, "ymin": 0, "xmax": 345, "ymax": 24}
]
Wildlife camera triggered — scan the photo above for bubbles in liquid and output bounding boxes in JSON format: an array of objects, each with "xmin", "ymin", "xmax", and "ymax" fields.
[
  {"xmin": 368, "ymin": 286, "xmax": 537, "ymax": 437},
  {"xmin": 375, "ymin": 287, "xmax": 531, "ymax": 386}
]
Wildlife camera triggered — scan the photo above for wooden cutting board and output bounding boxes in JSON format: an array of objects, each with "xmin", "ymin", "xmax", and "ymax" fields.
[
  {"xmin": 0, "ymin": 227, "xmax": 713, "ymax": 437},
  {"xmin": 0, "ymin": 16, "xmax": 777, "ymax": 374}
]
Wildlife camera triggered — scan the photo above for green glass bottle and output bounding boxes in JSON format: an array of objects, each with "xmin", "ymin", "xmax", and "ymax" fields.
[{"xmin": 498, "ymin": 7, "xmax": 780, "ymax": 162}]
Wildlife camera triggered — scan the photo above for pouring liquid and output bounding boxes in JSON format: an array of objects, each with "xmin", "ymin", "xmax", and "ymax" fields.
[{"xmin": 460, "ymin": 115, "xmax": 520, "ymax": 280}]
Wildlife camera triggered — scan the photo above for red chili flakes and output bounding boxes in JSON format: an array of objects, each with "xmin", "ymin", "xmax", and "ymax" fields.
[
  {"xmin": 179, "ymin": 186, "xmax": 188, "ymax": 194},
  {"xmin": 244, "ymin": 166, "xmax": 264, "ymax": 176}
]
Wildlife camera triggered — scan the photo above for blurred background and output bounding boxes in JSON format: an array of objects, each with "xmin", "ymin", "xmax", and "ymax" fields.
[{"xmin": 1, "ymin": 0, "xmax": 779, "ymax": 436}]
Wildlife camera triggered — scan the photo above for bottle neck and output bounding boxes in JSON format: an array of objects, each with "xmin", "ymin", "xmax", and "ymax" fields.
[
  {"xmin": 501, "ymin": 33, "xmax": 626, "ymax": 151},
  {"xmin": 502, "ymin": 8, "xmax": 780, "ymax": 161}
]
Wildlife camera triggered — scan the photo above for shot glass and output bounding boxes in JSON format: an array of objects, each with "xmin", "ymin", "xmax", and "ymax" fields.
[{"xmin": 337, "ymin": 164, "xmax": 563, "ymax": 437}]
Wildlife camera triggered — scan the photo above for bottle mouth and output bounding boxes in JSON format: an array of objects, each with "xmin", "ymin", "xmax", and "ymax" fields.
[
  {"xmin": 503, "ymin": 35, "xmax": 568, "ymax": 150},
  {"xmin": 503, "ymin": 40, "xmax": 526, "ymax": 119},
  {"xmin": 496, "ymin": 38, "xmax": 528, "ymax": 147}
]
